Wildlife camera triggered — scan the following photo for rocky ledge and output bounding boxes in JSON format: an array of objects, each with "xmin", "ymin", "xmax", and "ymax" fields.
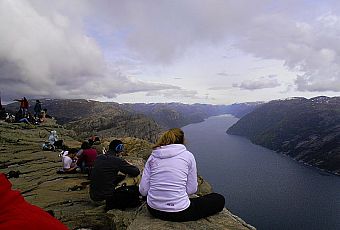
[{"xmin": 0, "ymin": 120, "xmax": 255, "ymax": 230}]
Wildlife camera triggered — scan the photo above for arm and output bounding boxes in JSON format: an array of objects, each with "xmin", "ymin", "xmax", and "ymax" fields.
[
  {"xmin": 118, "ymin": 158, "xmax": 140, "ymax": 177},
  {"xmin": 139, "ymin": 157, "xmax": 151, "ymax": 196},
  {"xmin": 186, "ymin": 153, "xmax": 198, "ymax": 195},
  {"xmin": 76, "ymin": 149, "xmax": 83, "ymax": 157}
]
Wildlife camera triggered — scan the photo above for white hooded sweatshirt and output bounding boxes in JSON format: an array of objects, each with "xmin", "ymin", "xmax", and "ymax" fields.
[{"xmin": 139, "ymin": 144, "xmax": 198, "ymax": 212}]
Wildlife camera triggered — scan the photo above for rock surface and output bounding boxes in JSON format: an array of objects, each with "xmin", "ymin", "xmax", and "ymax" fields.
[{"xmin": 0, "ymin": 120, "xmax": 255, "ymax": 230}]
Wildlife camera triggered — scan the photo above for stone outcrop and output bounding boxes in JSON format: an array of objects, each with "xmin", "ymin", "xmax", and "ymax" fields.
[{"xmin": 0, "ymin": 120, "xmax": 255, "ymax": 229}]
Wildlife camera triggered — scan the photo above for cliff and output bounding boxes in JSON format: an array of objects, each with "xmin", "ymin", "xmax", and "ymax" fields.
[
  {"xmin": 5, "ymin": 99, "xmax": 259, "ymax": 142},
  {"xmin": 227, "ymin": 96, "xmax": 340, "ymax": 175},
  {"xmin": 0, "ymin": 120, "xmax": 255, "ymax": 230}
]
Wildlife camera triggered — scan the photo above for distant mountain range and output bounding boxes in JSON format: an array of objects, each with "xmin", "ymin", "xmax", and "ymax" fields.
[
  {"xmin": 227, "ymin": 96, "xmax": 340, "ymax": 175},
  {"xmin": 5, "ymin": 99, "xmax": 162, "ymax": 142},
  {"xmin": 5, "ymin": 99, "xmax": 259, "ymax": 142},
  {"xmin": 123, "ymin": 102, "xmax": 261, "ymax": 128}
]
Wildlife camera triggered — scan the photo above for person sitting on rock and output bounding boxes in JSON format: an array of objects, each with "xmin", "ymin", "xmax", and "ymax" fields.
[
  {"xmin": 0, "ymin": 173, "xmax": 68, "ymax": 230},
  {"xmin": 89, "ymin": 139, "xmax": 140, "ymax": 210},
  {"xmin": 139, "ymin": 128, "xmax": 225, "ymax": 222},
  {"xmin": 77, "ymin": 141, "xmax": 97, "ymax": 174},
  {"xmin": 43, "ymin": 108, "xmax": 52, "ymax": 119},
  {"xmin": 48, "ymin": 130, "xmax": 64, "ymax": 150},
  {"xmin": 91, "ymin": 136, "xmax": 105, "ymax": 155},
  {"xmin": 61, "ymin": 148, "xmax": 78, "ymax": 173}
]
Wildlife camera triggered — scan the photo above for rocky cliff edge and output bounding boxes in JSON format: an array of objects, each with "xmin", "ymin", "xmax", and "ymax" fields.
[{"xmin": 0, "ymin": 120, "xmax": 255, "ymax": 230}]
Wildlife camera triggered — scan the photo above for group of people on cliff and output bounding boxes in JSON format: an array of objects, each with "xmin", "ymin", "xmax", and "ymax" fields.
[
  {"xmin": 1, "ymin": 127, "xmax": 225, "ymax": 229},
  {"xmin": 1, "ymin": 97, "xmax": 51, "ymax": 124},
  {"xmin": 87, "ymin": 128, "xmax": 225, "ymax": 222},
  {"xmin": 57, "ymin": 136, "xmax": 105, "ymax": 175},
  {"xmin": 56, "ymin": 127, "xmax": 225, "ymax": 221}
]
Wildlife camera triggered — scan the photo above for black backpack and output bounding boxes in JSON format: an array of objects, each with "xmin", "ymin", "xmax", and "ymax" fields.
[{"xmin": 105, "ymin": 184, "xmax": 141, "ymax": 211}]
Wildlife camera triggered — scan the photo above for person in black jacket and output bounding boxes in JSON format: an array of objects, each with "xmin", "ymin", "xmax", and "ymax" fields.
[{"xmin": 89, "ymin": 139, "xmax": 140, "ymax": 210}]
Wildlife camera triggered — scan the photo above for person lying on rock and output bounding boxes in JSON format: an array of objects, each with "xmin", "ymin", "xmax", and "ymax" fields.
[
  {"xmin": 89, "ymin": 139, "xmax": 141, "ymax": 210},
  {"xmin": 0, "ymin": 173, "xmax": 68, "ymax": 230},
  {"xmin": 139, "ymin": 128, "xmax": 225, "ymax": 222}
]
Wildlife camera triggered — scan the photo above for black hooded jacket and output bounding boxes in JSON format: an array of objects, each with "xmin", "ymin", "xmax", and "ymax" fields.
[{"xmin": 89, "ymin": 150, "xmax": 140, "ymax": 201}]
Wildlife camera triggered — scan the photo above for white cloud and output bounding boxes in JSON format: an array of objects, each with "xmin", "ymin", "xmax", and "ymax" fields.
[
  {"xmin": 233, "ymin": 75, "xmax": 281, "ymax": 90},
  {"xmin": 146, "ymin": 88, "xmax": 202, "ymax": 100},
  {"xmin": 0, "ymin": 0, "xmax": 177, "ymax": 101},
  {"xmin": 236, "ymin": 12, "xmax": 340, "ymax": 92},
  {"xmin": 1, "ymin": 0, "xmax": 340, "ymax": 104}
]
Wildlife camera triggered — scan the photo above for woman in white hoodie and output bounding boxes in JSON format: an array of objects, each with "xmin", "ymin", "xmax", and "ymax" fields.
[{"xmin": 139, "ymin": 128, "xmax": 225, "ymax": 222}]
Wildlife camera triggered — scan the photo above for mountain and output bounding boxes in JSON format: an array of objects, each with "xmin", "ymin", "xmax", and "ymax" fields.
[
  {"xmin": 4, "ymin": 99, "xmax": 260, "ymax": 142},
  {"xmin": 123, "ymin": 103, "xmax": 226, "ymax": 128},
  {"xmin": 223, "ymin": 102, "xmax": 263, "ymax": 118},
  {"xmin": 5, "ymin": 99, "xmax": 122, "ymax": 124},
  {"xmin": 5, "ymin": 99, "xmax": 162, "ymax": 142},
  {"xmin": 227, "ymin": 96, "xmax": 340, "ymax": 174},
  {"xmin": 65, "ymin": 110, "xmax": 162, "ymax": 143},
  {"xmin": 124, "ymin": 102, "xmax": 260, "ymax": 128}
]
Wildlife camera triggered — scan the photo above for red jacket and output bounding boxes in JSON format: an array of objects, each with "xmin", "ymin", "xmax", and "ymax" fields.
[
  {"xmin": 0, "ymin": 174, "xmax": 68, "ymax": 230},
  {"xmin": 82, "ymin": 148, "xmax": 97, "ymax": 167}
]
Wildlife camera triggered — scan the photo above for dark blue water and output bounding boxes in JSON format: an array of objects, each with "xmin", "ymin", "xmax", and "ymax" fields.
[{"xmin": 183, "ymin": 115, "xmax": 340, "ymax": 230}]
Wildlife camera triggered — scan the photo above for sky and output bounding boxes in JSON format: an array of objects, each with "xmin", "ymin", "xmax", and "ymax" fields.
[{"xmin": 0, "ymin": 0, "xmax": 340, "ymax": 105}]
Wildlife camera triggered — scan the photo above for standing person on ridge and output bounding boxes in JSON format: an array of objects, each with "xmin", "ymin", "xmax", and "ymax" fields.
[
  {"xmin": 34, "ymin": 100, "xmax": 42, "ymax": 118},
  {"xmin": 139, "ymin": 128, "xmax": 225, "ymax": 222},
  {"xmin": 14, "ymin": 97, "xmax": 29, "ymax": 117}
]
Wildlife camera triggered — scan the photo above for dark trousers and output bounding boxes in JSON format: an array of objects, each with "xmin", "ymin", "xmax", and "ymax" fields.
[{"xmin": 147, "ymin": 193, "xmax": 225, "ymax": 222}]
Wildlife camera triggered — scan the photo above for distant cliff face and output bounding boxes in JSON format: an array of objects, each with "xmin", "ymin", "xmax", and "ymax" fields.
[
  {"xmin": 5, "ymin": 99, "xmax": 163, "ymax": 142},
  {"xmin": 124, "ymin": 102, "xmax": 260, "ymax": 129},
  {"xmin": 123, "ymin": 103, "xmax": 216, "ymax": 128},
  {"xmin": 227, "ymin": 96, "xmax": 340, "ymax": 174},
  {"xmin": 5, "ymin": 99, "xmax": 259, "ymax": 142},
  {"xmin": 65, "ymin": 110, "xmax": 163, "ymax": 143}
]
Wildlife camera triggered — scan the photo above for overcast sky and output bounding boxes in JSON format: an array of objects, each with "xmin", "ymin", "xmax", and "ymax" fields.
[{"xmin": 1, "ymin": 0, "xmax": 339, "ymax": 104}]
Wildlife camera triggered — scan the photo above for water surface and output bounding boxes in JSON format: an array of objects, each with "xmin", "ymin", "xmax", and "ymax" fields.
[{"xmin": 183, "ymin": 115, "xmax": 340, "ymax": 230}]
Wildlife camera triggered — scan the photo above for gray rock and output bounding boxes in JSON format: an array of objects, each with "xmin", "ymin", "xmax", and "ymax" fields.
[{"xmin": 126, "ymin": 204, "xmax": 255, "ymax": 230}]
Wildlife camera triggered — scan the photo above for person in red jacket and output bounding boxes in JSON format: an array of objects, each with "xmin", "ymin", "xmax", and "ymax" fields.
[
  {"xmin": 0, "ymin": 173, "xmax": 68, "ymax": 230},
  {"xmin": 77, "ymin": 141, "xmax": 97, "ymax": 174}
]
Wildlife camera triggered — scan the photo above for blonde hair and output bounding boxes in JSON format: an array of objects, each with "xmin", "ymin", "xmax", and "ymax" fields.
[{"xmin": 153, "ymin": 128, "xmax": 185, "ymax": 149}]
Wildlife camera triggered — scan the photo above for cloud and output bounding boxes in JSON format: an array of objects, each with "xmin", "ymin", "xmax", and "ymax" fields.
[
  {"xmin": 88, "ymin": 0, "xmax": 340, "ymax": 92},
  {"xmin": 216, "ymin": 72, "xmax": 236, "ymax": 77},
  {"xmin": 208, "ymin": 86, "xmax": 232, "ymax": 91},
  {"xmin": 236, "ymin": 11, "xmax": 340, "ymax": 92},
  {"xmin": 232, "ymin": 75, "xmax": 281, "ymax": 90},
  {"xmin": 0, "ymin": 0, "xmax": 177, "ymax": 101},
  {"xmin": 1, "ymin": 0, "xmax": 340, "ymax": 104},
  {"xmin": 146, "ymin": 88, "xmax": 202, "ymax": 100},
  {"xmin": 86, "ymin": 0, "xmax": 270, "ymax": 63}
]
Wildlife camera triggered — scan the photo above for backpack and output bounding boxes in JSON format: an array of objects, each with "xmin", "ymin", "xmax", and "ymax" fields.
[{"xmin": 105, "ymin": 184, "xmax": 141, "ymax": 211}]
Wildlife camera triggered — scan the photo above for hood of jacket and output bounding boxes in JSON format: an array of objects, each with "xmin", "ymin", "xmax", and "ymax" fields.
[{"xmin": 152, "ymin": 144, "xmax": 187, "ymax": 159}]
